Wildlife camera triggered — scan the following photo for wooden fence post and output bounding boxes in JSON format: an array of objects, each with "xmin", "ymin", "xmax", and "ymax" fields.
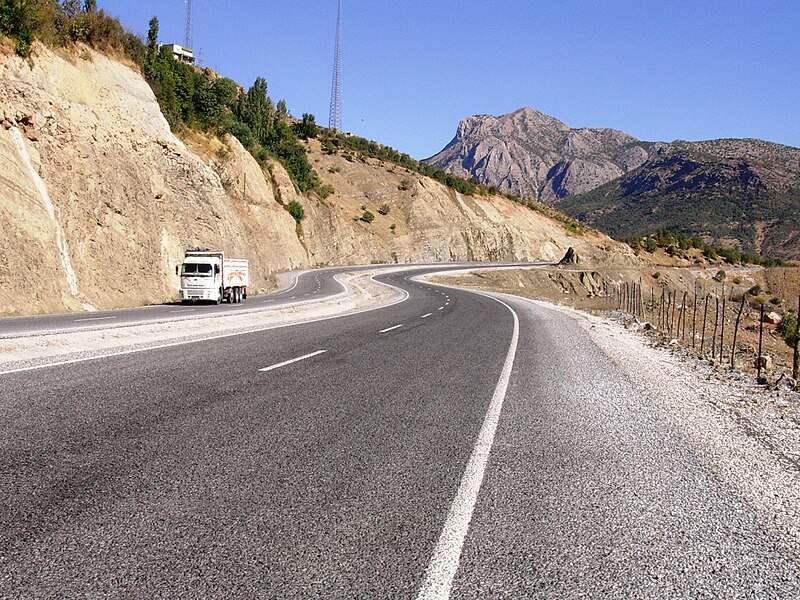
[
  {"xmin": 681, "ymin": 291, "xmax": 688, "ymax": 342},
  {"xmin": 720, "ymin": 291, "xmax": 727, "ymax": 364},
  {"xmin": 793, "ymin": 295, "xmax": 800, "ymax": 381},
  {"xmin": 711, "ymin": 297, "xmax": 720, "ymax": 360},
  {"xmin": 700, "ymin": 294, "xmax": 709, "ymax": 355},
  {"xmin": 757, "ymin": 304, "xmax": 765, "ymax": 384},
  {"xmin": 692, "ymin": 282, "xmax": 699, "ymax": 348},
  {"xmin": 731, "ymin": 295, "xmax": 746, "ymax": 369}
]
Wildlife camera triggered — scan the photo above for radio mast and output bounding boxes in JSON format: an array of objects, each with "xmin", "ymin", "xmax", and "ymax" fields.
[
  {"xmin": 328, "ymin": 0, "xmax": 343, "ymax": 131},
  {"xmin": 184, "ymin": 0, "xmax": 193, "ymax": 50}
]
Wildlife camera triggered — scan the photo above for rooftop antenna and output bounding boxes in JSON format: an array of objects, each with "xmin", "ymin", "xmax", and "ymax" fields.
[
  {"xmin": 328, "ymin": 0, "xmax": 342, "ymax": 131},
  {"xmin": 184, "ymin": 0, "xmax": 193, "ymax": 49}
]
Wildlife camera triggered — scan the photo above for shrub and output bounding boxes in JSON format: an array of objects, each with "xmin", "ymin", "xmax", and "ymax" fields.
[
  {"xmin": 769, "ymin": 296, "xmax": 782, "ymax": 306},
  {"xmin": 643, "ymin": 237, "xmax": 658, "ymax": 253},
  {"xmin": 377, "ymin": 203, "xmax": 390, "ymax": 216},
  {"xmin": 713, "ymin": 270, "xmax": 726, "ymax": 282},
  {"xmin": 777, "ymin": 311, "xmax": 797, "ymax": 348},
  {"xmin": 287, "ymin": 200, "xmax": 305, "ymax": 223},
  {"xmin": 398, "ymin": 178, "xmax": 411, "ymax": 191},
  {"xmin": 360, "ymin": 210, "xmax": 374, "ymax": 223},
  {"xmin": 315, "ymin": 184, "xmax": 334, "ymax": 200},
  {"xmin": 746, "ymin": 285, "xmax": 762, "ymax": 296}
]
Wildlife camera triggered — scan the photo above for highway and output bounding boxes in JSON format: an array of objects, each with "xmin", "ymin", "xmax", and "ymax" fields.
[{"xmin": 1, "ymin": 265, "xmax": 797, "ymax": 598}]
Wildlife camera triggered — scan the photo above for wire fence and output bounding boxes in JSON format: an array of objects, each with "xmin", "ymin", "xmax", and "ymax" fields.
[{"xmin": 603, "ymin": 280, "xmax": 799, "ymax": 385}]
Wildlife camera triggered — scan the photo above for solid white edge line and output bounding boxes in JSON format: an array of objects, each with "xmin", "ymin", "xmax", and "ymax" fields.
[
  {"xmin": 259, "ymin": 350, "xmax": 327, "ymax": 372},
  {"xmin": 0, "ymin": 274, "xmax": 410, "ymax": 376},
  {"xmin": 416, "ymin": 293, "xmax": 519, "ymax": 600},
  {"xmin": 379, "ymin": 324, "xmax": 404, "ymax": 333}
]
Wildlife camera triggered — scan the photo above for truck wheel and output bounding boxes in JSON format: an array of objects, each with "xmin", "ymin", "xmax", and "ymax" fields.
[
  {"xmin": 242, "ymin": 288, "xmax": 247, "ymax": 300},
  {"xmin": 217, "ymin": 288, "xmax": 223, "ymax": 305}
]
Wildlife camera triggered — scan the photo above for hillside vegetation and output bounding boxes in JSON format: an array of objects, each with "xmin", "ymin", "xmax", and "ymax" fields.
[{"xmin": 559, "ymin": 143, "xmax": 800, "ymax": 261}]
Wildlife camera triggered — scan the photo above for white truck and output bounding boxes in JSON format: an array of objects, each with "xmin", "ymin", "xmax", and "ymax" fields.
[{"xmin": 177, "ymin": 249, "xmax": 249, "ymax": 304}]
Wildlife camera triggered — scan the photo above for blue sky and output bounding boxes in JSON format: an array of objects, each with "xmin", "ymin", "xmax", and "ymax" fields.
[{"xmin": 97, "ymin": 1, "xmax": 799, "ymax": 160}]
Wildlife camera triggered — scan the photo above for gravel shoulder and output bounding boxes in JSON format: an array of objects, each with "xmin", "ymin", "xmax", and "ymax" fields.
[{"xmin": 532, "ymin": 300, "xmax": 800, "ymax": 549}]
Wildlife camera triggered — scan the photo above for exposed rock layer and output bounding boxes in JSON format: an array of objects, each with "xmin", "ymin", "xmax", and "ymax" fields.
[{"xmin": 0, "ymin": 45, "xmax": 638, "ymax": 316}]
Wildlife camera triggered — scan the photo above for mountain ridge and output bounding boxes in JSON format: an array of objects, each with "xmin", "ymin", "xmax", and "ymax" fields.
[{"xmin": 427, "ymin": 108, "xmax": 800, "ymax": 260}]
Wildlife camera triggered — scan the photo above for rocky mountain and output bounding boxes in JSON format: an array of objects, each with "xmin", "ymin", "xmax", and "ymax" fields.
[
  {"xmin": 0, "ymin": 44, "xmax": 638, "ymax": 317},
  {"xmin": 428, "ymin": 109, "xmax": 800, "ymax": 260},
  {"xmin": 426, "ymin": 107, "xmax": 653, "ymax": 202}
]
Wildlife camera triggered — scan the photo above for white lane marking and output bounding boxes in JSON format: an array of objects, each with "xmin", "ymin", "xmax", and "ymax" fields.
[
  {"xmin": 74, "ymin": 316, "xmax": 117, "ymax": 323},
  {"xmin": 438, "ymin": 307, "xmax": 445, "ymax": 311},
  {"xmin": 421, "ymin": 313, "xmax": 432, "ymax": 319},
  {"xmin": 379, "ymin": 324, "xmax": 404, "ymax": 333},
  {"xmin": 289, "ymin": 296, "xmax": 297, "ymax": 299},
  {"xmin": 170, "ymin": 309, "xmax": 195, "ymax": 313},
  {"xmin": 417, "ymin": 294, "xmax": 519, "ymax": 600},
  {"xmin": 259, "ymin": 350, "xmax": 327, "ymax": 372}
]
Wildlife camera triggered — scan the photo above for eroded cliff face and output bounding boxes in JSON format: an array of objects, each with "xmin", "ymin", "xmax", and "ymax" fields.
[{"xmin": 0, "ymin": 44, "xmax": 638, "ymax": 317}]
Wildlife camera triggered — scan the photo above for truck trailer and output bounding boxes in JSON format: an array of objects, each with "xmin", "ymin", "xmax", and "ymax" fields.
[{"xmin": 177, "ymin": 249, "xmax": 249, "ymax": 304}]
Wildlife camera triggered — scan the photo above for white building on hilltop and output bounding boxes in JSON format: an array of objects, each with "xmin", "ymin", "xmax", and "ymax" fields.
[{"xmin": 163, "ymin": 44, "xmax": 194, "ymax": 64}]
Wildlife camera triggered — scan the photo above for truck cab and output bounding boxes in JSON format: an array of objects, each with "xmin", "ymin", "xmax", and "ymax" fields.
[
  {"xmin": 177, "ymin": 249, "xmax": 249, "ymax": 304},
  {"xmin": 179, "ymin": 252, "xmax": 224, "ymax": 303}
]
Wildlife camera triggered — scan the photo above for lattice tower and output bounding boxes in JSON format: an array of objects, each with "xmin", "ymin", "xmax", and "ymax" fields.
[
  {"xmin": 184, "ymin": 0, "xmax": 193, "ymax": 49},
  {"xmin": 328, "ymin": 0, "xmax": 343, "ymax": 131}
]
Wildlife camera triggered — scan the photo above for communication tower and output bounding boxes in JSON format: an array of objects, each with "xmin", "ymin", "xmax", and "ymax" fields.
[
  {"xmin": 328, "ymin": 0, "xmax": 343, "ymax": 131},
  {"xmin": 184, "ymin": 0, "xmax": 193, "ymax": 50}
]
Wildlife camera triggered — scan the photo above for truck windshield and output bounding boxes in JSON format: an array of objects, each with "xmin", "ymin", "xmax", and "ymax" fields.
[{"xmin": 181, "ymin": 263, "xmax": 213, "ymax": 277}]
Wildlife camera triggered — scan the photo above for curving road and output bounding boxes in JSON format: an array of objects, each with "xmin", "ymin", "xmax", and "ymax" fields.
[{"xmin": 0, "ymin": 264, "xmax": 797, "ymax": 598}]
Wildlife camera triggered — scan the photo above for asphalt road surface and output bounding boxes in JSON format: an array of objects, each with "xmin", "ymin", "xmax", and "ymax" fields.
[{"xmin": 1, "ymin": 265, "xmax": 797, "ymax": 598}]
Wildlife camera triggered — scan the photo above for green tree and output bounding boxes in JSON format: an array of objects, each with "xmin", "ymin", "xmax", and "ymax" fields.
[
  {"xmin": 276, "ymin": 99, "xmax": 287, "ymax": 118},
  {"xmin": 294, "ymin": 113, "xmax": 318, "ymax": 140},
  {"xmin": 146, "ymin": 16, "xmax": 158, "ymax": 55},
  {"xmin": 83, "ymin": 0, "xmax": 96, "ymax": 12}
]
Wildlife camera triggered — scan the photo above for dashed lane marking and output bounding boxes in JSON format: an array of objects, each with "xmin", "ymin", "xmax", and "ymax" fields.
[
  {"xmin": 74, "ymin": 316, "xmax": 117, "ymax": 323},
  {"xmin": 379, "ymin": 324, "xmax": 404, "ymax": 333},
  {"xmin": 421, "ymin": 313, "xmax": 432, "ymax": 319},
  {"xmin": 259, "ymin": 350, "xmax": 327, "ymax": 372}
]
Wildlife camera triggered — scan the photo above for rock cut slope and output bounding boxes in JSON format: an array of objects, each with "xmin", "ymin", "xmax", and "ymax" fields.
[{"xmin": 0, "ymin": 44, "xmax": 639, "ymax": 317}]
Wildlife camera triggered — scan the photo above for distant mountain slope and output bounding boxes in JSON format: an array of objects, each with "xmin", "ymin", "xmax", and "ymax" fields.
[
  {"xmin": 426, "ymin": 107, "xmax": 654, "ymax": 202},
  {"xmin": 428, "ymin": 108, "xmax": 800, "ymax": 260},
  {"xmin": 558, "ymin": 141, "xmax": 800, "ymax": 260}
]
